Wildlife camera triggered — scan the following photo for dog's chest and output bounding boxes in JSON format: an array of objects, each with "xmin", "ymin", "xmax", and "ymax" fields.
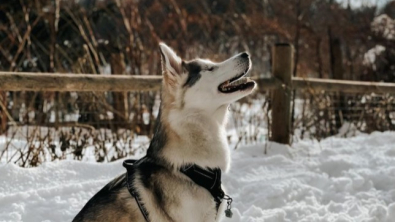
[
  {"xmin": 167, "ymin": 183, "xmax": 222, "ymax": 222},
  {"xmin": 137, "ymin": 169, "xmax": 223, "ymax": 222}
]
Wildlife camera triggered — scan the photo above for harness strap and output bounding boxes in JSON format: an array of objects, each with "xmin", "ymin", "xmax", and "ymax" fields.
[
  {"xmin": 180, "ymin": 164, "xmax": 225, "ymax": 210},
  {"xmin": 123, "ymin": 159, "xmax": 232, "ymax": 221},
  {"xmin": 123, "ymin": 159, "xmax": 150, "ymax": 222}
]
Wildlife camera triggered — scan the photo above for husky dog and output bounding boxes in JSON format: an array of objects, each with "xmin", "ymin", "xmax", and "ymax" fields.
[{"xmin": 73, "ymin": 43, "xmax": 256, "ymax": 222}]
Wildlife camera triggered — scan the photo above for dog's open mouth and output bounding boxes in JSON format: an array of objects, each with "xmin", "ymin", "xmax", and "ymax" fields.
[{"xmin": 218, "ymin": 69, "xmax": 256, "ymax": 94}]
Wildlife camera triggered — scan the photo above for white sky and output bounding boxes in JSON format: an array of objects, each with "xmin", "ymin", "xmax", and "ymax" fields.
[{"xmin": 337, "ymin": 0, "xmax": 390, "ymax": 8}]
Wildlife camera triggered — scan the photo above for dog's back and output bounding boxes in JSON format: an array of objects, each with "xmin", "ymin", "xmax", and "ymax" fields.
[
  {"xmin": 73, "ymin": 157, "xmax": 221, "ymax": 222},
  {"xmin": 73, "ymin": 174, "xmax": 145, "ymax": 222}
]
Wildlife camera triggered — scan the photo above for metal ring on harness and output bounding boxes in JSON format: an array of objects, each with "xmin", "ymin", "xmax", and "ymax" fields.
[{"xmin": 123, "ymin": 159, "xmax": 137, "ymax": 168}]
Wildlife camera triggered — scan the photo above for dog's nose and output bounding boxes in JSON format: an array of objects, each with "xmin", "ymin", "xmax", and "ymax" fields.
[{"xmin": 240, "ymin": 52, "xmax": 249, "ymax": 59}]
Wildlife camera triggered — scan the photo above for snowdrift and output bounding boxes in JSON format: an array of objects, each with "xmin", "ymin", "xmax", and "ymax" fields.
[{"xmin": 1, "ymin": 132, "xmax": 395, "ymax": 222}]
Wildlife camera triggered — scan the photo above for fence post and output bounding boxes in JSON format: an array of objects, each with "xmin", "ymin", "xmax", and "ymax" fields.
[
  {"xmin": 270, "ymin": 43, "xmax": 294, "ymax": 144},
  {"xmin": 111, "ymin": 52, "xmax": 129, "ymax": 128},
  {"xmin": 330, "ymin": 38, "xmax": 345, "ymax": 131},
  {"xmin": 0, "ymin": 92, "xmax": 6, "ymax": 134}
]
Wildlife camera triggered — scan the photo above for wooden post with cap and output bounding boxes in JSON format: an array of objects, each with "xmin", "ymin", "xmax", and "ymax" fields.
[{"xmin": 270, "ymin": 43, "xmax": 294, "ymax": 144}]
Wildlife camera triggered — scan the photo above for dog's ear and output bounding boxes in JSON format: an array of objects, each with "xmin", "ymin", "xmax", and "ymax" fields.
[{"xmin": 159, "ymin": 43, "xmax": 183, "ymax": 84}]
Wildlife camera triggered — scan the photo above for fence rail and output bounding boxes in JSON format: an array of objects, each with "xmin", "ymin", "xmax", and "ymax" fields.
[
  {"xmin": 2, "ymin": 44, "xmax": 395, "ymax": 145},
  {"xmin": 293, "ymin": 77, "xmax": 395, "ymax": 93},
  {"xmin": 0, "ymin": 72, "xmax": 162, "ymax": 92},
  {"xmin": 1, "ymin": 72, "xmax": 395, "ymax": 93}
]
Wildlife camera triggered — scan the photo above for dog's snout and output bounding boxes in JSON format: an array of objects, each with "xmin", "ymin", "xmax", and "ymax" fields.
[{"xmin": 240, "ymin": 52, "xmax": 249, "ymax": 59}]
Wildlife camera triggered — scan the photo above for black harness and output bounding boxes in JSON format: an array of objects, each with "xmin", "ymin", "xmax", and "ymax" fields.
[{"xmin": 123, "ymin": 158, "xmax": 233, "ymax": 222}]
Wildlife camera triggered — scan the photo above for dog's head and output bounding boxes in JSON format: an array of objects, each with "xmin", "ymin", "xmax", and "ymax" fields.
[{"xmin": 159, "ymin": 43, "xmax": 256, "ymax": 113}]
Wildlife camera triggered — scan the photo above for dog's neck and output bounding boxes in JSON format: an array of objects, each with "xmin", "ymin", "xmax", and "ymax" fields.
[{"xmin": 148, "ymin": 105, "xmax": 230, "ymax": 172}]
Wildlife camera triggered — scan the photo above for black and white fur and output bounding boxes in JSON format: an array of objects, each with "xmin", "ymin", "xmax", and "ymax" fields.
[{"xmin": 72, "ymin": 43, "xmax": 256, "ymax": 222}]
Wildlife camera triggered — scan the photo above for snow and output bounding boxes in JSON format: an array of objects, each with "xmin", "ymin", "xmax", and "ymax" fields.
[
  {"xmin": 371, "ymin": 14, "xmax": 395, "ymax": 40},
  {"xmin": 363, "ymin": 45, "xmax": 386, "ymax": 69},
  {"xmin": 1, "ymin": 131, "xmax": 395, "ymax": 222}
]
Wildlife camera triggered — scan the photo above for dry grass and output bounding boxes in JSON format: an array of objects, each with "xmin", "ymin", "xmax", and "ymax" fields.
[{"xmin": 0, "ymin": 0, "xmax": 394, "ymax": 166}]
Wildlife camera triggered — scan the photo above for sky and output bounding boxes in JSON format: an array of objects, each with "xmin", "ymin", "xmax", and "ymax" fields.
[{"xmin": 337, "ymin": 0, "xmax": 390, "ymax": 8}]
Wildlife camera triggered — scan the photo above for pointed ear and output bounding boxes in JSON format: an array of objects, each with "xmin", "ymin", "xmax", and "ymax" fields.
[{"xmin": 159, "ymin": 43, "xmax": 183, "ymax": 78}]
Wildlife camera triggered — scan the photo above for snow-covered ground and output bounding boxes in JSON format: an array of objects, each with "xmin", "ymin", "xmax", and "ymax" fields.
[{"xmin": 1, "ymin": 131, "xmax": 395, "ymax": 222}]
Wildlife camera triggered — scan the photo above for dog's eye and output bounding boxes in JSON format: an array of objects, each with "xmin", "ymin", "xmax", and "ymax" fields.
[{"xmin": 208, "ymin": 67, "xmax": 214, "ymax": 71}]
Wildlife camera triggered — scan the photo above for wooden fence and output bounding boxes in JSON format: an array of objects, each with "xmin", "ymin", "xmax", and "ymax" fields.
[{"xmin": 1, "ymin": 44, "xmax": 395, "ymax": 144}]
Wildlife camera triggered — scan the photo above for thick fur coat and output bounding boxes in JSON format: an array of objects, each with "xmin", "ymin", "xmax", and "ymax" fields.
[{"xmin": 72, "ymin": 43, "xmax": 256, "ymax": 222}]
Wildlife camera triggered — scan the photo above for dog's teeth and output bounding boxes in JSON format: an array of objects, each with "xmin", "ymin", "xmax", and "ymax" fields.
[{"xmin": 220, "ymin": 78, "xmax": 249, "ymax": 92}]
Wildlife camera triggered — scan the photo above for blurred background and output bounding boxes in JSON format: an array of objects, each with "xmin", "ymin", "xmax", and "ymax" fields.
[{"xmin": 1, "ymin": 0, "xmax": 395, "ymax": 167}]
